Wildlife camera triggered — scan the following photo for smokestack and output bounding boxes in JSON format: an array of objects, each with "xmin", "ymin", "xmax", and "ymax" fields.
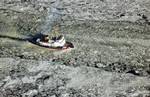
[{"xmin": 41, "ymin": 0, "xmax": 63, "ymax": 35}]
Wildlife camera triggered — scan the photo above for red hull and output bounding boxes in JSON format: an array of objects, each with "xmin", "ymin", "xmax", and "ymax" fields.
[{"xmin": 48, "ymin": 43, "xmax": 71, "ymax": 51}]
